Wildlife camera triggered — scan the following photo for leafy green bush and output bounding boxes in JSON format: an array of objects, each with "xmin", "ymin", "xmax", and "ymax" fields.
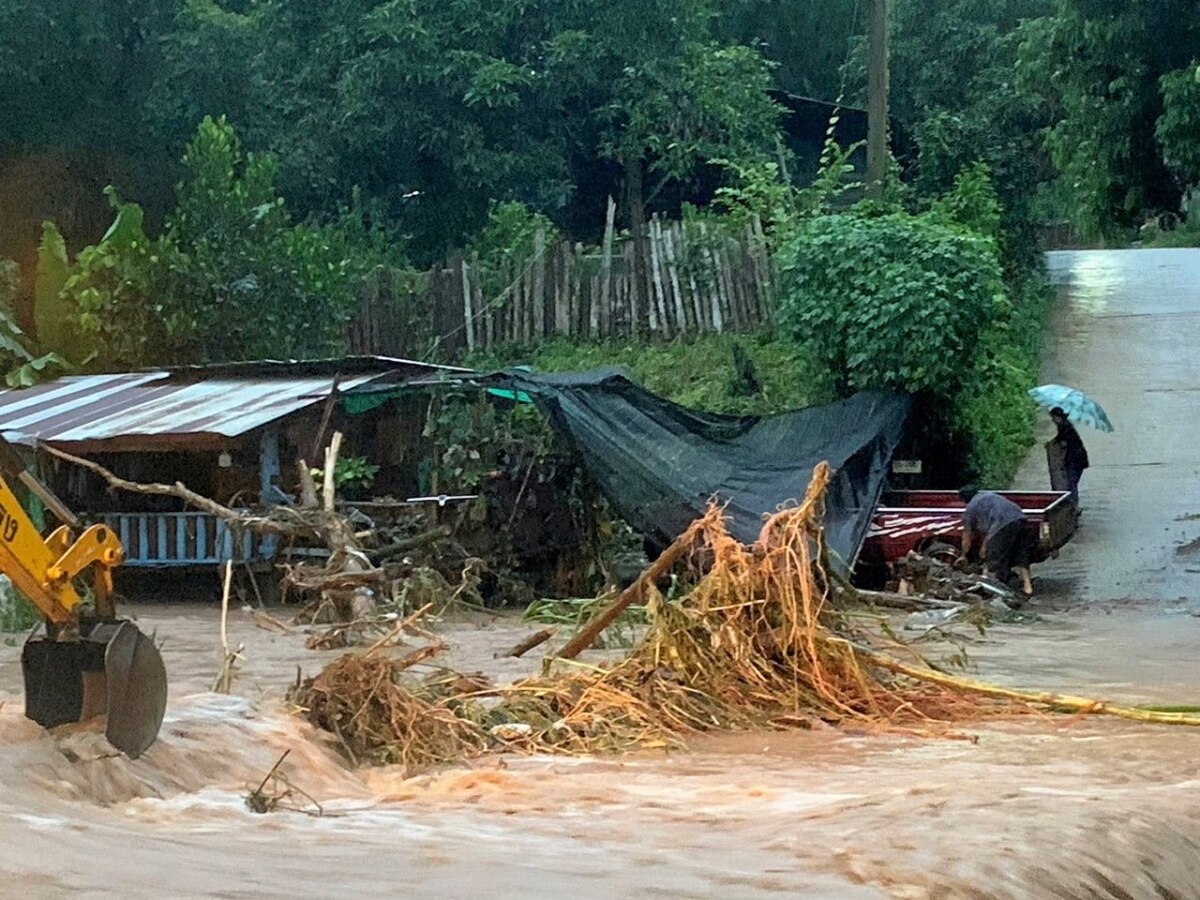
[
  {"xmin": 61, "ymin": 117, "xmax": 412, "ymax": 368},
  {"xmin": 1142, "ymin": 222, "xmax": 1200, "ymax": 248},
  {"xmin": 929, "ymin": 162, "xmax": 1003, "ymax": 242},
  {"xmin": 952, "ymin": 276, "xmax": 1053, "ymax": 485},
  {"xmin": 776, "ymin": 212, "xmax": 1007, "ymax": 398},
  {"xmin": 465, "ymin": 202, "xmax": 561, "ymax": 303},
  {"xmin": 1158, "ymin": 65, "xmax": 1200, "ymax": 191},
  {"xmin": 0, "ymin": 578, "xmax": 39, "ymax": 633},
  {"xmin": 311, "ymin": 455, "xmax": 380, "ymax": 493}
]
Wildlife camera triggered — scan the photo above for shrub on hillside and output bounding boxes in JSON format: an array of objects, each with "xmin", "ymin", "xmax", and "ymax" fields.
[
  {"xmin": 776, "ymin": 212, "xmax": 1007, "ymax": 398},
  {"xmin": 952, "ymin": 276, "xmax": 1052, "ymax": 485}
]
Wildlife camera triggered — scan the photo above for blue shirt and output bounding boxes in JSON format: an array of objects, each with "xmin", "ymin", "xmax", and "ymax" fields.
[{"xmin": 962, "ymin": 492, "xmax": 1025, "ymax": 540}]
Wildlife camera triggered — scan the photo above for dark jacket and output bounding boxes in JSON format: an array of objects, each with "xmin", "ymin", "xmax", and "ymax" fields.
[{"xmin": 1054, "ymin": 421, "xmax": 1090, "ymax": 472}]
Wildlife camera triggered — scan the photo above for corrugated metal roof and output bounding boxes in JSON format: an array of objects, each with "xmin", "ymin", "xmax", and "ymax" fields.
[{"xmin": 0, "ymin": 368, "xmax": 395, "ymax": 449}]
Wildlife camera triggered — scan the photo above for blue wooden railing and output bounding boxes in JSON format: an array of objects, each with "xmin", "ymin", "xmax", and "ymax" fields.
[{"xmin": 99, "ymin": 511, "xmax": 274, "ymax": 567}]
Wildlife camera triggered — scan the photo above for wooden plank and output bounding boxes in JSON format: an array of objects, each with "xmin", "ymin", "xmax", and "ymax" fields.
[
  {"xmin": 588, "ymin": 274, "xmax": 599, "ymax": 337},
  {"xmin": 642, "ymin": 226, "xmax": 658, "ymax": 334},
  {"xmin": 598, "ymin": 196, "xmax": 616, "ymax": 337},
  {"xmin": 740, "ymin": 227, "xmax": 761, "ymax": 326},
  {"xmin": 625, "ymin": 242, "xmax": 639, "ymax": 335},
  {"xmin": 723, "ymin": 242, "xmax": 741, "ymax": 329},
  {"xmin": 742, "ymin": 221, "xmax": 760, "ymax": 322},
  {"xmin": 752, "ymin": 215, "xmax": 773, "ymax": 318},
  {"xmin": 523, "ymin": 254, "xmax": 535, "ymax": 342},
  {"xmin": 662, "ymin": 222, "xmax": 687, "ymax": 333},
  {"xmin": 506, "ymin": 258, "xmax": 516, "ymax": 343},
  {"xmin": 572, "ymin": 242, "xmax": 584, "ymax": 337},
  {"xmin": 476, "ymin": 253, "xmax": 491, "ymax": 349},
  {"xmin": 461, "ymin": 257, "xmax": 475, "ymax": 352},
  {"xmin": 613, "ymin": 265, "xmax": 624, "ymax": 337},
  {"xmin": 564, "ymin": 243, "xmax": 574, "ymax": 337},
  {"xmin": 744, "ymin": 226, "xmax": 763, "ymax": 326},
  {"xmin": 721, "ymin": 243, "xmax": 742, "ymax": 330},
  {"xmin": 698, "ymin": 223, "xmax": 724, "ymax": 331},
  {"xmin": 678, "ymin": 223, "xmax": 704, "ymax": 332},
  {"xmin": 648, "ymin": 217, "xmax": 668, "ymax": 336},
  {"xmin": 532, "ymin": 227, "xmax": 547, "ymax": 339},
  {"xmin": 513, "ymin": 257, "xmax": 523, "ymax": 343},
  {"xmin": 685, "ymin": 222, "xmax": 712, "ymax": 332},
  {"xmin": 557, "ymin": 242, "xmax": 570, "ymax": 336}
]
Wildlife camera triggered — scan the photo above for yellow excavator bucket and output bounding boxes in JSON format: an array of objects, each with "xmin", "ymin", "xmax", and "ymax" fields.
[{"xmin": 22, "ymin": 620, "xmax": 168, "ymax": 759}]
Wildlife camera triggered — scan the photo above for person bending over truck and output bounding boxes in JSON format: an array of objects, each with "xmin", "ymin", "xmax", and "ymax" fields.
[{"xmin": 958, "ymin": 487, "xmax": 1034, "ymax": 596}]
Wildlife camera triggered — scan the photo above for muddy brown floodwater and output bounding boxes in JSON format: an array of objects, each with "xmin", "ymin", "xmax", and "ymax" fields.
[{"xmin": 3, "ymin": 249, "xmax": 1200, "ymax": 898}]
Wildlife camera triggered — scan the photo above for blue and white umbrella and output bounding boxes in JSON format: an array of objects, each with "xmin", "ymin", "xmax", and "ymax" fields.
[{"xmin": 1028, "ymin": 384, "xmax": 1114, "ymax": 433}]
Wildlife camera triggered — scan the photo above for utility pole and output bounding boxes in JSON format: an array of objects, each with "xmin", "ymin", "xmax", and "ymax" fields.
[{"xmin": 866, "ymin": 0, "xmax": 890, "ymax": 199}]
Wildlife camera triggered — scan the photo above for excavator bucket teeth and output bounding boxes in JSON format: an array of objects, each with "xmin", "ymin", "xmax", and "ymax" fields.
[{"xmin": 22, "ymin": 620, "xmax": 167, "ymax": 759}]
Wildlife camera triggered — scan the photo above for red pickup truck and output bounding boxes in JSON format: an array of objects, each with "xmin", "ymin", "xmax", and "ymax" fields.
[{"xmin": 857, "ymin": 490, "xmax": 1077, "ymax": 576}]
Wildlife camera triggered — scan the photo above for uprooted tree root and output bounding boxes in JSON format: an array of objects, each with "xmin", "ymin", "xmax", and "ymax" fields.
[{"xmin": 292, "ymin": 462, "xmax": 1200, "ymax": 772}]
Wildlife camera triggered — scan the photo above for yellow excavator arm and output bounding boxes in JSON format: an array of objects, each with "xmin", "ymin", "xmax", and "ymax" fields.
[
  {"xmin": 0, "ymin": 476, "xmax": 124, "ymax": 628},
  {"xmin": 0, "ymin": 436, "xmax": 166, "ymax": 758}
]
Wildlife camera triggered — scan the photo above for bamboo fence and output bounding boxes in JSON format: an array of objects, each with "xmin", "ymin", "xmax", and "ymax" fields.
[{"xmin": 349, "ymin": 201, "xmax": 776, "ymax": 359}]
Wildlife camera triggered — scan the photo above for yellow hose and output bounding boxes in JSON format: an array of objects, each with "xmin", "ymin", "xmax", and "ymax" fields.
[{"xmin": 835, "ymin": 638, "xmax": 1200, "ymax": 727}]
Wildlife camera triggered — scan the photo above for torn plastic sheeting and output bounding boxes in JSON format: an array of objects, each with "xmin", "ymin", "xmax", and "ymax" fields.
[{"xmin": 488, "ymin": 368, "xmax": 911, "ymax": 573}]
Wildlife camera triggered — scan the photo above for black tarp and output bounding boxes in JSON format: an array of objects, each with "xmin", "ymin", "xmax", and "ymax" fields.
[{"xmin": 486, "ymin": 368, "xmax": 911, "ymax": 572}]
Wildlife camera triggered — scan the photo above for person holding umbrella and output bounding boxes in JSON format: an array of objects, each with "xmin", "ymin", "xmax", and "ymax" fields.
[
  {"xmin": 1028, "ymin": 384, "xmax": 1112, "ymax": 508},
  {"xmin": 1049, "ymin": 406, "xmax": 1089, "ymax": 505}
]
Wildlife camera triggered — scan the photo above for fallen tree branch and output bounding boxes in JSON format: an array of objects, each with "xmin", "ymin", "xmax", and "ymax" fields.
[
  {"xmin": 557, "ymin": 520, "xmax": 703, "ymax": 661},
  {"xmin": 44, "ymin": 442, "xmax": 246, "ymax": 525},
  {"xmin": 841, "ymin": 587, "xmax": 963, "ymax": 612},
  {"xmin": 49, "ymin": 434, "xmax": 381, "ymax": 625},
  {"xmin": 363, "ymin": 603, "xmax": 435, "ymax": 656},
  {"xmin": 370, "ymin": 526, "xmax": 452, "ymax": 560},
  {"xmin": 281, "ymin": 564, "xmax": 389, "ymax": 592},
  {"xmin": 497, "ymin": 626, "xmax": 557, "ymax": 659},
  {"xmin": 214, "ymin": 561, "xmax": 243, "ymax": 693}
]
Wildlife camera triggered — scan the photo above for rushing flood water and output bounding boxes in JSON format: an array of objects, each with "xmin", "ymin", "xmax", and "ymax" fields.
[{"xmin": 4, "ymin": 249, "xmax": 1200, "ymax": 898}]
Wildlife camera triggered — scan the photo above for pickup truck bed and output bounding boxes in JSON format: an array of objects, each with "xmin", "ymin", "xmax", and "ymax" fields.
[{"xmin": 858, "ymin": 490, "xmax": 1077, "ymax": 574}]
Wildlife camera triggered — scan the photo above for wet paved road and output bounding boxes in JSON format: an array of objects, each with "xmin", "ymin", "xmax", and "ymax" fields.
[{"xmin": 1015, "ymin": 249, "xmax": 1200, "ymax": 603}]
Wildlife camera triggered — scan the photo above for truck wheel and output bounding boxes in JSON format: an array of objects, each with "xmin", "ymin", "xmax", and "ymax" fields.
[{"xmin": 923, "ymin": 540, "xmax": 960, "ymax": 564}]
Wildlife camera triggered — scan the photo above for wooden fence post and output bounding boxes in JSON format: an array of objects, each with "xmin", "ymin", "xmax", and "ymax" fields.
[
  {"xmin": 533, "ymin": 227, "xmax": 547, "ymax": 340},
  {"xmin": 352, "ymin": 209, "xmax": 778, "ymax": 355},
  {"xmin": 461, "ymin": 257, "xmax": 475, "ymax": 352},
  {"xmin": 598, "ymin": 196, "xmax": 616, "ymax": 338}
]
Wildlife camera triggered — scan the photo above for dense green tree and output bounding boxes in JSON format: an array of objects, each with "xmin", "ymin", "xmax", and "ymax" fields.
[
  {"xmin": 236, "ymin": 0, "xmax": 782, "ymax": 257},
  {"xmin": 0, "ymin": 0, "xmax": 784, "ymax": 270},
  {"xmin": 1157, "ymin": 65, "xmax": 1200, "ymax": 196},
  {"xmin": 0, "ymin": 0, "xmax": 183, "ymax": 314},
  {"xmin": 1021, "ymin": 1, "xmax": 1200, "ymax": 237},
  {"xmin": 65, "ymin": 118, "xmax": 386, "ymax": 367},
  {"xmin": 851, "ymin": 0, "xmax": 1054, "ymax": 270},
  {"xmin": 777, "ymin": 210, "xmax": 1007, "ymax": 397},
  {"xmin": 714, "ymin": 0, "xmax": 863, "ymax": 100}
]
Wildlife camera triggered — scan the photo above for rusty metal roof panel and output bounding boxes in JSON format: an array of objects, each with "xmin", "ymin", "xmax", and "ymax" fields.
[{"xmin": 0, "ymin": 370, "xmax": 386, "ymax": 447}]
